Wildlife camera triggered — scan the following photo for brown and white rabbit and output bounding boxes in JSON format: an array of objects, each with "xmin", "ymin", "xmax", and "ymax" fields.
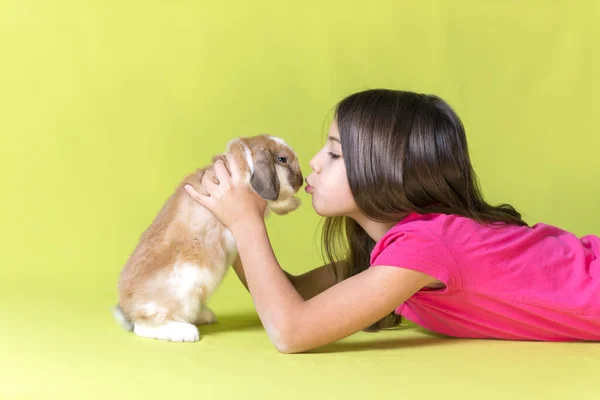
[{"xmin": 113, "ymin": 135, "xmax": 303, "ymax": 342}]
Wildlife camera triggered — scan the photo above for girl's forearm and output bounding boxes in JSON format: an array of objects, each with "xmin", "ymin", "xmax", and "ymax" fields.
[
  {"xmin": 230, "ymin": 255, "xmax": 249, "ymax": 290},
  {"xmin": 231, "ymin": 254, "xmax": 296, "ymax": 293},
  {"xmin": 230, "ymin": 217, "xmax": 304, "ymax": 349}
]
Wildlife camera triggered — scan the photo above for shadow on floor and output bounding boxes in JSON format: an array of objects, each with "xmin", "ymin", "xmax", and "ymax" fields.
[
  {"xmin": 304, "ymin": 324, "xmax": 460, "ymax": 353},
  {"xmin": 307, "ymin": 336, "xmax": 461, "ymax": 353},
  {"xmin": 198, "ymin": 311, "xmax": 264, "ymax": 335},
  {"xmin": 200, "ymin": 313, "xmax": 461, "ymax": 352}
]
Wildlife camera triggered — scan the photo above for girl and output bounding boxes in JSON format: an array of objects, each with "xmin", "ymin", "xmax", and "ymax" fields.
[{"xmin": 184, "ymin": 89, "xmax": 600, "ymax": 353}]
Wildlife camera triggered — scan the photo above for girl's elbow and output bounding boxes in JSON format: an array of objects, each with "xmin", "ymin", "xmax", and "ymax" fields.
[
  {"xmin": 274, "ymin": 340, "xmax": 296, "ymax": 354},
  {"xmin": 275, "ymin": 331, "xmax": 317, "ymax": 354},
  {"xmin": 274, "ymin": 337, "xmax": 305, "ymax": 354},
  {"xmin": 266, "ymin": 321, "xmax": 303, "ymax": 354}
]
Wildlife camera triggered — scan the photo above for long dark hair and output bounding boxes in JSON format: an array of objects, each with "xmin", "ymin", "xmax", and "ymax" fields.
[{"xmin": 320, "ymin": 89, "xmax": 528, "ymax": 332}]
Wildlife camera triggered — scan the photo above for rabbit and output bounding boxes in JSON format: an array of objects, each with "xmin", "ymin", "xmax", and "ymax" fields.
[{"xmin": 113, "ymin": 134, "xmax": 304, "ymax": 342}]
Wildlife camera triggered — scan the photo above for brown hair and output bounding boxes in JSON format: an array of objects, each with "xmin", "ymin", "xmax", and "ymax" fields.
[{"xmin": 320, "ymin": 89, "xmax": 528, "ymax": 332}]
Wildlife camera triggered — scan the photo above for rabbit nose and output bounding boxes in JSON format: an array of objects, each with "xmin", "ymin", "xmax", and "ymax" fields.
[{"xmin": 294, "ymin": 169, "xmax": 304, "ymax": 190}]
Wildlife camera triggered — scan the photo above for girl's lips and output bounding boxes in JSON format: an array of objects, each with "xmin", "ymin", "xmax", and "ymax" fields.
[{"xmin": 305, "ymin": 185, "xmax": 314, "ymax": 194}]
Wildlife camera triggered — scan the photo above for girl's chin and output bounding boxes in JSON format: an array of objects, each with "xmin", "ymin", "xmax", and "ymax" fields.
[
  {"xmin": 311, "ymin": 196, "xmax": 351, "ymax": 218},
  {"xmin": 311, "ymin": 203, "xmax": 342, "ymax": 218},
  {"xmin": 310, "ymin": 199, "xmax": 328, "ymax": 217}
]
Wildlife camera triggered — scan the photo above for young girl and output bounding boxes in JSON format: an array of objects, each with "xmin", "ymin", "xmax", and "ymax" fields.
[{"xmin": 184, "ymin": 89, "xmax": 600, "ymax": 353}]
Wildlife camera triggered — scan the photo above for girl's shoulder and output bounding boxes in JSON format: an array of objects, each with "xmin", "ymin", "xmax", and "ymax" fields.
[{"xmin": 370, "ymin": 212, "xmax": 465, "ymax": 289}]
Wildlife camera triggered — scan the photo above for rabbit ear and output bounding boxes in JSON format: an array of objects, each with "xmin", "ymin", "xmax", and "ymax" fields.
[{"xmin": 250, "ymin": 148, "xmax": 280, "ymax": 201}]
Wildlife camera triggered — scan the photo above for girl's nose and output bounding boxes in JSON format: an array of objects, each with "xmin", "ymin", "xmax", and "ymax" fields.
[{"xmin": 309, "ymin": 156, "xmax": 321, "ymax": 173}]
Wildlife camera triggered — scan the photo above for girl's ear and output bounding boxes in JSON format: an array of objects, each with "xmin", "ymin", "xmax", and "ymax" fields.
[{"xmin": 250, "ymin": 148, "xmax": 280, "ymax": 201}]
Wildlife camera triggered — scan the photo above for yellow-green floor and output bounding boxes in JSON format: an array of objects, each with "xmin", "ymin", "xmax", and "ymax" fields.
[{"xmin": 3, "ymin": 279, "xmax": 599, "ymax": 400}]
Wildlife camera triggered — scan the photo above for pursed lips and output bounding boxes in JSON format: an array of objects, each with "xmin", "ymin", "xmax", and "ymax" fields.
[{"xmin": 304, "ymin": 178, "xmax": 315, "ymax": 194}]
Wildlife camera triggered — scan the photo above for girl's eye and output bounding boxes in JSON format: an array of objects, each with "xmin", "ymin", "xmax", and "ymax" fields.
[
  {"xmin": 277, "ymin": 156, "xmax": 288, "ymax": 164},
  {"xmin": 328, "ymin": 152, "xmax": 340, "ymax": 160}
]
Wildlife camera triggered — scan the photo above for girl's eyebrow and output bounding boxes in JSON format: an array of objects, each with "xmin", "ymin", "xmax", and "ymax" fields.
[{"xmin": 327, "ymin": 136, "xmax": 340, "ymax": 143}]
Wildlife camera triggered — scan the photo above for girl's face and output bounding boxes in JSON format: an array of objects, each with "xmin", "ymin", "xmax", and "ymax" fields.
[{"xmin": 305, "ymin": 121, "xmax": 360, "ymax": 217}]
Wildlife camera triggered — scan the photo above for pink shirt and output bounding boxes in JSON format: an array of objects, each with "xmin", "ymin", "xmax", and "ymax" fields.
[{"xmin": 369, "ymin": 212, "xmax": 600, "ymax": 341}]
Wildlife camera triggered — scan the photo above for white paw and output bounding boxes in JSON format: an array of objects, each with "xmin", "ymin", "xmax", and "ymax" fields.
[
  {"xmin": 133, "ymin": 321, "xmax": 200, "ymax": 342},
  {"xmin": 195, "ymin": 307, "xmax": 217, "ymax": 325}
]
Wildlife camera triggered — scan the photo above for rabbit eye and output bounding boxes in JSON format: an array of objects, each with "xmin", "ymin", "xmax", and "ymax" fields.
[{"xmin": 277, "ymin": 156, "xmax": 288, "ymax": 164}]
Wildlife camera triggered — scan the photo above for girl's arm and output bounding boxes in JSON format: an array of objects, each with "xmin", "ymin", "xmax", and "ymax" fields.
[
  {"xmin": 231, "ymin": 254, "xmax": 344, "ymax": 300},
  {"xmin": 232, "ymin": 217, "xmax": 436, "ymax": 354},
  {"xmin": 184, "ymin": 157, "xmax": 435, "ymax": 353}
]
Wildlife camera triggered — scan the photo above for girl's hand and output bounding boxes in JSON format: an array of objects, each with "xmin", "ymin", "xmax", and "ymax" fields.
[{"xmin": 184, "ymin": 153, "xmax": 267, "ymax": 231}]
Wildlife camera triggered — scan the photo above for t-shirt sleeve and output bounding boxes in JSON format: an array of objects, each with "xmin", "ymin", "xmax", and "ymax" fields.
[{"xmin": 369, "ymin": 229, "xmax": 461, "ymax": 290}]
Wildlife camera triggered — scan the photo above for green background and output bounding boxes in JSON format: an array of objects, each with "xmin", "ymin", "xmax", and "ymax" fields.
[{"xmin": 1, "ymin": 0, "xmax": 599, "ymax": 399}]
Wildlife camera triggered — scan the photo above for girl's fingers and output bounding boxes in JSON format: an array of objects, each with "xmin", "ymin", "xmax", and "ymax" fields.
[
  {"xmin": 226, "ymin": 152, "xmax": 243, "ymax": 182},
  {"xmin": 184, "ymin": 184, "xmax": 210, "ymax": 205},
  {"xmin": 203, "ymin": 169, "xmax": 220, "ymax": 185},
  {"xmin": 201, "ymin": 171, "xmax": 219, "ymax": 193},
  {"xmin": 213, "ymin": 160, "xmax": 231, "ymax": 185}
]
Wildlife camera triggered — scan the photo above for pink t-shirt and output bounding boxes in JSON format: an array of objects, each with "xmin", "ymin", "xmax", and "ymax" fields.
[{"xmin": 369, "ymin": 212, "xmax": 600, "ymax": 341}]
